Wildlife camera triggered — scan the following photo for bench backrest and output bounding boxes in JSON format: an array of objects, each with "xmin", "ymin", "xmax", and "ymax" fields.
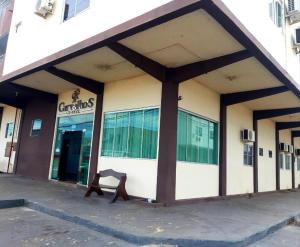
[{"xmin": 99, "ymin": 169, "xmax": 126, "ymax": 180}]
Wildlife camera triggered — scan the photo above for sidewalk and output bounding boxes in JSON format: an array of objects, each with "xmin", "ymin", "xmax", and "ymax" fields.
[{"xmin": 0, "ymin": 175, "xmax": 299, "ymax": 246}]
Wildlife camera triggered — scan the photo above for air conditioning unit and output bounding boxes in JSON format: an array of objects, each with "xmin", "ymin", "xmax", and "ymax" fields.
[
  {"xmin": 35, "ymin": 0, "xmax": 55, "ymax": 18},
  {"xmin": 295, "ymin": 148, "xmax": 300, "ymax": 156},
  {"xmin": 241, "ymin": 129, "xmax": 255, "ymax": 143},
  {"xmin": 279, "ymin": 143, "xmax": 289, "ymax": 152},
  {"xmin": 288, "ymin": 145, "xmax": 294, "ymax": 154},
  {"xmin": 287, "ymin": 0, "xmax": 300, "ymax": 24}
]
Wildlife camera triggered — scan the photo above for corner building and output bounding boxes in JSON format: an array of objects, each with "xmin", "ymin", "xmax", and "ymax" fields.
[{"xmin": 0, "ymin": 0, "xmax": 300, "ymax": 205}]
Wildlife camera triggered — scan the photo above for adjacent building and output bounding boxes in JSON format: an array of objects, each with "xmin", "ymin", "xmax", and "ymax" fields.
[{"xmin": 0, "ymin": 0, "xmax": 300, "ymax": 205}]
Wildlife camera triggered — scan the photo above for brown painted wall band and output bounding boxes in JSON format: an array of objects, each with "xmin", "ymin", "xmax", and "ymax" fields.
[
  {"xmin": 156, "ymin": 80, "xmax": 179, "ymax": 205},
  {"xmin": 16, "ymin": 98, "xmax": 57, "ymax": 180},
  {"xmin": 253, "ymin": 119, "xmax": 258, "ymax": 193},
  {"xmin": 291, "ymin": 136, "xmax": 295, "ymax": 189},
  {"xmin": 88, "ymin": 91, "xmax": 104, "ymax": 185},
  {"xmin": 219, "ymin": 101, "xmax": 227, "ymax": 196},
  {"xmin": 275, "ymin": 125, "xmax": 280, "ymax": 190}
]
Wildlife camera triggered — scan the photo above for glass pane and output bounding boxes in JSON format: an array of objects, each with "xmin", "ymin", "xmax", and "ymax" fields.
[
  {"xmin": 113, "ymin": 112, "xmax": 129, "ymax": 157},
  {"xmin": 127, "ymin": 110, "xmax": 143, "ymax": 158},
  {"xmin": 64, "ymin": 0, "xmax": 76, "ymax": 21},
  {"xmin": 199, "ymin": 118, "xmax": 209, "ymax": 163},
  {"xmin": 142, "ymin": 109, "xmax": 159, "ymax": 159},
  {"xmin": 76, "ymin": 0, "xmax": 90, "ymax": 14},
  {"xmin": 186, "ymin": 114, "xmax": 199, "ymax": 163},
  {"xmin": 78, "ymin": 122, "xmax": 93, "ymax": 185},
  {"xmin": 209, "ymin": 122, "xmax": 218, "ymax": 164},
  {"xmin": 5, "ymin": 122, "xmax": 14, "ymax": 138},
  {"xmin": 177, "ymin": 111, "xmax": 187, "ymax": 161},
  {"xmin": 101, "ymin": 113, "xmax": 116, "ymax": 157}
]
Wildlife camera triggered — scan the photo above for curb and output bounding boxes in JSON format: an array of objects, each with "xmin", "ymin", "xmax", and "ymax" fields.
[
  {"xmin": 0, "ymin": 199, "xmax": 25, "ymax": 209},
  {"xmin": 24, "ymin": 200, "xmax": 300, "ymax": 247}
]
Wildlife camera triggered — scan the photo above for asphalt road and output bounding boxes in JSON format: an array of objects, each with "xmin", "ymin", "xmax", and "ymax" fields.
[{"xmin": 0, "ymin": 207, "xmax": 137, "ymax": 247}]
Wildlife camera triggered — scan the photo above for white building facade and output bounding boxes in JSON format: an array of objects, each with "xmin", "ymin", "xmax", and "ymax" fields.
[{"xmin": 0, "ymin": 0, "xmax": 299, "ymax": 205}]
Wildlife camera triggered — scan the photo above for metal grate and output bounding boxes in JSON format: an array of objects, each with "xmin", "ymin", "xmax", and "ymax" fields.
[{"xmin": 288, "ymin": 0, "xmax": 295, "ymax": 12}]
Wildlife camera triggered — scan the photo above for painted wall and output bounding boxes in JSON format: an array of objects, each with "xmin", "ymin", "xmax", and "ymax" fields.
[
  {"xmin": 279, "ymin": 129, "xmax": 292, "ymax": 189},
  {"xmin": 257, "ymin": 119, "xmax": 276, "ymax": 192},
  {"xmin": 227, "ymin": 104, "xmax": 254, "ymax": 195},
  {"xmin": 0, "ymin": 105, "xmax": 20, "ymax": 173},
  {"xmin": 222, "ymin": 0, "xmax": 300, "ymax": 84},
  {"xmin": 294, "ymin": 137, "xmax": 300, "ymax": 188},
  {"xmin": 98, "ymin": 75, "xmax": 162, "ymax": 199},
  {"xmin": 176, "ymin": 80, "xmax": 220, "ymax": 200},
  {"xmin": 3, "ymin": 0, "xmax": 171, "ymax": 75}
]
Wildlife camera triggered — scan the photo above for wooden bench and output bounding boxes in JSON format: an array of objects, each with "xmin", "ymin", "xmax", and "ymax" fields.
[{"xmin": 85, "ymin": 169, "xmax": 130, "ymax": 203}]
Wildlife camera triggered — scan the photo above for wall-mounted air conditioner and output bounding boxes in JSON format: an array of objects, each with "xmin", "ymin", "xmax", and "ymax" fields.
[
  {"xmin": 279, "ymin": 143, "xmax": 289, "ymax": 152},
  {"xmin": 288, "ymin": 144, "xmax": 294, "ymax": 154},
  {"xmin": 35, "ymin": 0, "xmax": 55, "ymax": 18},
  {"xmin": 241, "ymin": 129, "xmax": 255, "ymax": 143},
  {"xmin": 287, "ymin": 0, "xmax": 300, "ymax": 24},
  {"xmin": 295, "ymin": 148, "xmax": 300, "ymax": 156}
]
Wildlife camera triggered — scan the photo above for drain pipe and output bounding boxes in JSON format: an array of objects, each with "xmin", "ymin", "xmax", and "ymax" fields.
[{"xmin": 7, "ymin": 108, "xmax": 18, "ymax": 173}]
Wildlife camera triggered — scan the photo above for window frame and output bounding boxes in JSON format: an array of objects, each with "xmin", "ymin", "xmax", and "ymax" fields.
[
  {"xmin": 243, "ymin": 143, "xmax": 254, "ymax": 166},
  {"xmin": 100, "ymin": 107, "xmax": 160, "ymax": 160},
  {"xmin": 268, "ymin": 0, "xmax": 283, "ymax": 28},
  {"xmin": 297, "ymin": 157, "xmax": 300, "ymax": 171},
  {"xmin": 177, "ymin": 108, "xmax": 219, "ymax": 165},
  {"xmin": 279, "ymin": 152, "xmax": 285, "ymax": 169},
  {"xmin": 62, "ymin": 0, "xmax": 90, "ymax": 22},
  {"xmin": 285, "ymin": 154, "xmax": 291, "ymax": 170},
  {"xmin": 30, "ymin": 119, "xmax": 43, "ymax": 137}
]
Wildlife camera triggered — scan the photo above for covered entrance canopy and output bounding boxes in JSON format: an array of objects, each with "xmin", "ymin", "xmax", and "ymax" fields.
[{"xmin": 0, "ymin": 0, "xmax": 299, "ymax": 202}]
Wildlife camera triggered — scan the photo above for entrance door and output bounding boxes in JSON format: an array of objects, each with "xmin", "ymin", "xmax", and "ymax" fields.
[{"xmin": 58, "ymin": 131, "xmax": 83, "ymax": 182}]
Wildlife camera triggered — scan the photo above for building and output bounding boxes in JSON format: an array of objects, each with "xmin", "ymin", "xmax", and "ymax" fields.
[{"xmin": 0, "ymin": 0, "xmax": 300, "ymax": 205}]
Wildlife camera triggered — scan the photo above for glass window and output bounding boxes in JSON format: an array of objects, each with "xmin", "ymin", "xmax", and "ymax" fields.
[
  {"xmin": 285, "ymin": 154, "xmax": 291, "ymax": 170},
  {"xmin": 244, "ymin": 144, "xmax": 253, "ymax": 166},
  {"xmin": 63, "ymin": 0, "xmax": 90, "ymax": 21},
  {"xmin": 269, "ymin": 150, "xmax": 273, "ymax": 158},
  {"xmin": 297, "ymin": 158, "xmax": 300, "ymax": 171},
  {"xmin": 259, "ymin": 148, "xmax": 264, "ymax": 157},
  {"xmin": 101, "ymin": 108, "xmax": 159, "ymax": 159},
  {"xmin": 268, "ymin": 0, "xmax": 283, "ymax": 28},
  {"xmin": 279, "ymin": 152, "xmax": 285, "ymax": 169},
  {"xmin": 5, "ymin": 122, "xmax": 14, "ymax": 138},
  {"xmin": 31, "ymin": 119, "xmax": 42, "ymax": 137},
  {"xmin": 176, "ymin": 110, "xmax": 218, "ymax": 165}
]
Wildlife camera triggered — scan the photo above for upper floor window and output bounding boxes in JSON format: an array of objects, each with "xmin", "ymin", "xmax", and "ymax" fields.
[
  {"xmin": 279, "ymin": 152, "xmax": 285, "ymax": 169},
  {"xmin": 63, "ymin": 0, "xmax": 90, "ymax": 21},
  {"xmin": 269, "ymin": 0, "xmax": 283, "ymax": 28},
  {"xmin": 285, "ymin": 154, "xmax": 291, "ymax": 170}
]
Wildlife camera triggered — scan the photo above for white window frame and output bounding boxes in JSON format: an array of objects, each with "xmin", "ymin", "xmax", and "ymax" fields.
[
  {"xmin": 269, "ymin": 0, "xmax": 283, "ymax": 28},
  {"xmin": 279, "ymin": 152, "xmax": 285, "ymax": 169}
]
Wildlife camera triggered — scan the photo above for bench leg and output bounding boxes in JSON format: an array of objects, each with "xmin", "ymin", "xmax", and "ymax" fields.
[
  {"xmin": 110, "ymin": 190, "xmax": 119, "ymax": 204},
  {"xmin": 85, "ymin": 186, "xmax": 103, "ymax": 197}
]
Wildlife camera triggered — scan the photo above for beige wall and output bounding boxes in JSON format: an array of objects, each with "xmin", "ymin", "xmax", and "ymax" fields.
[
  {"xmin": 294, "ymin": 138, "xmax": 300, "ymax": 188},
  {"xmin": 98, "ymin": 75, "xmax": 162, "ymax": 199},
  {"xmin": 0, "ymin": 106, "xmax": 21, "ymax": 173},
  {"xmin": 176, "ymin": 80, "xmax": 220, "ymax": 200},
  {"xmin": 279, "ymin": 129, "xmax": 292, "ymax": 190},
  {"xmin": 227, "ymin": 104, "xmax": 254, "ymax": 195},
  {"xmin": 257, "ymin": 119, "xmax": 276, "ymax": 192}
]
